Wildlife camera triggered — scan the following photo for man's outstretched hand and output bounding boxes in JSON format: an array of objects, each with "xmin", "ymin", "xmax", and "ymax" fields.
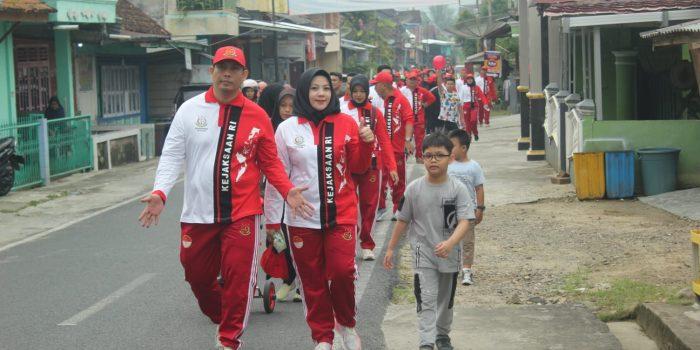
[
  {"xmin": 286, "ymin": 186, "xmax": 314, "ymax": 219},
  {"xmin": 139, "ymin": 194, "xmax": 164, "ymax": 228}
]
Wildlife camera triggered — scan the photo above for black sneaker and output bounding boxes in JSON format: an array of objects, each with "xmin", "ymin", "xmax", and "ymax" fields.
[
  {"xmin": 436, "ymin": 334, "xmax": 453, "ymax": 350},
  {"xmin": 474, "ymin": 135, "xmax": 479, "ymax": 141}
]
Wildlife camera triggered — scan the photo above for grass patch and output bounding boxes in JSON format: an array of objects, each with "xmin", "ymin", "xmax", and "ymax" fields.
[
  {"xmin": 558, "ymin": 270, "xmax": 693, "ymax": 321},
  {"xmin": 489, "ymin": 108, "xmax": 512, "ymax": 117},
  {"xmin": 391, "ymin": 244, "xmax": 417, "ymax": 305}
]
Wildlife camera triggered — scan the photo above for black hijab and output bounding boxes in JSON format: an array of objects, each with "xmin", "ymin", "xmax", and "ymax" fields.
[
  {"xmin": 44, "ymin": 96, "xmax": 65, "ymax": 120},
  {"xmin": 349, "ymin": 74, "xmax": 370, "ymax": 108},
  {"xmin": 293, "ymin": 68, "xmax": 340, "ymax": 125},
  {"xmin": 257, "ymin": 83, "xmax": 285, "ymax": 129}
]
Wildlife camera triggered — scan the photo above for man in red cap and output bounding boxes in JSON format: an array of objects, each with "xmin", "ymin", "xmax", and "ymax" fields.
[
  {"xmin": 372, "ymin": 71, "xmax": 414, "ymax": 221},
  {"xmin": 400, "ymin": 69, "xmax": 436, "ymax": 163},
  {"xmin": 138, "ymin": 46, "xmax": 312, "ymax": 350}
]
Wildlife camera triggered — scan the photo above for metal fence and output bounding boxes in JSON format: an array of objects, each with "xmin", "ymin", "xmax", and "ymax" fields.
[
  {"xmin": 0, "ymin": 122, "xmax": 42, "ymax": 189},
  {"xmin": 1, "ymin": 115, "xmax": 93, "ymax": 191},
  {"xmin": 47, "ymin": 116, "xmax": 93, "ymax": 177}
]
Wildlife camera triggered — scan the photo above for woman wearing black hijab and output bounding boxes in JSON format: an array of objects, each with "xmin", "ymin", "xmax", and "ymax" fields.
[
  {"xmin": 340, "ymin": 74, "xmax": 398, "ymax": 261},
  {"xmin": 257, "ymin": 83, "xmax": 285, "ymax": 129},
  {"xmin": 264, "ymin": 68, "xmax": 375, "ymax": 350}
]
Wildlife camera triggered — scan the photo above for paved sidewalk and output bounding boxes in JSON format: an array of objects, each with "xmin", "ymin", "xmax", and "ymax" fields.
[
  {"xmin": 0, "ymin": 159, "xmax": 160, "ymax": 249},
  {"xmin": 381, "ymin": 114, "xmax": 620, "ymax": 349},
  {"xmin": 639, "ymin": 187, "xmax": 700, "ymax": 221}
]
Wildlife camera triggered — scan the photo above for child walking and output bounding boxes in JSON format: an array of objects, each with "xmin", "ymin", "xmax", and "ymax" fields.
[
  {"xmin": 383, "ymin": 132, "xmax": 474, "ymax": 350},
  {"xmin": 447, "ymin": 129, "xmax": 485, "ymax": 286}
]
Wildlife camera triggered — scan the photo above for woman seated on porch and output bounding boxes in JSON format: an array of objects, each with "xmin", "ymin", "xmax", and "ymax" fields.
[{"xmin": 44, "ymin": 96, "xmax": 65, "ymax": 120}]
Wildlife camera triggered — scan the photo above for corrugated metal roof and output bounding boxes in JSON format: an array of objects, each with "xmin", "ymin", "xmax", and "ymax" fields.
[
  {"xmin": 640, "ymin": 19, "xmax": 700, "ymax": 39},
  {"xmin": 542, "ymin": 0, "xmax": 700, "ymax": 16},
  {"xmin": 0, "ymin": 0, "xmax": 55, "ymax": 14}
]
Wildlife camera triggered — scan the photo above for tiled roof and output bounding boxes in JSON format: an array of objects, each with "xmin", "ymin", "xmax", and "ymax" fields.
[
  {"xmin": 640, "ymin": 19, "xmax": 700, "ymax": 39},
  {"xmin": 116, "ymin": 0, "xmax": 169, "ymax": 37},
  {"xmin": 0, "ymin": 0, "xmax": 55, "ymax": 14},
  {"xmin": 539, "ymin": 0, "xmax": 700, "ymax": 16}
]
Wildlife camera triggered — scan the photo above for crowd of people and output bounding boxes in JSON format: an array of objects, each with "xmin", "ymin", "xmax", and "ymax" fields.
[{"xmin": 138, "ymin": 45, "xmax": 494, "ymax": 350}]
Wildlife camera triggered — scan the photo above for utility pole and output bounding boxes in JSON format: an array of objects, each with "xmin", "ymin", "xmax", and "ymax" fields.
[{"xmin": 271, "ymin": 0, "xmax": 279, "ymax": 82}]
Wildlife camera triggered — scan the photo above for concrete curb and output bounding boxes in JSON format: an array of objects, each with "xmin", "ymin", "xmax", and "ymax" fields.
[{"xmin": 635, "ymin": 303, "xmax": 700, "ymax": 350}]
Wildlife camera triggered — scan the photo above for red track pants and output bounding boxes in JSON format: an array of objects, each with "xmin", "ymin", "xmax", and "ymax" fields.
[
  {"xmin": 414, "ymin": 122, "xmax": 426, "ymax": 160},
  {"xmin": 463, "ymin": 103, "xmax": 479, "ymax": 138},
  {"xmin": 353, "ymin": 168, "xmax": 383, "ymax": 250},
  {"xmin": 479, "ymin": 106, "xmax": 490, "ymax": 125},
  {"xmin": 180, "ymin": 216, "xmax": 259, "ymax": 350},
  {"xmin": 380, "ymin": 152, "xmax": 406, "ymax": 213},
  {"xmin": 288, "ymin": 225, "xmax": 358, "ymax": 344}
]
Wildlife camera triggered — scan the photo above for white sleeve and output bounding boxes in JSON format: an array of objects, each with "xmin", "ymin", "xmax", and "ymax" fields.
[
  {"xmin": 153, "ymin": 108, "xmax": 186, "ymax": 199},
  {"xmin": 264, "ymin": 126, "xmax": 291, "ymax": 226}
]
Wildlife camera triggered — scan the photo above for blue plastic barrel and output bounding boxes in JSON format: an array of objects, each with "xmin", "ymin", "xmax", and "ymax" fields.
[
  {"xmin": 605, "ymin": 151, "xmax": 635, "ymax": 198},
  {"xmin": 637, "ymin": 148, "xmax": 681, "ymax": 196}
]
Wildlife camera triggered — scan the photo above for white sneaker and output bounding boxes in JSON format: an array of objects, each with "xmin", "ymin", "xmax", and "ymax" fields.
[
  {"xmin": 375, "ymin": 208, "xmax": 387, "ymax": 221},
  {"xmin": 391, "ymin": 212, "xmax": 397, "ymax": 221},
  {"xmin": 361, "ymin": 249, "xmax": 375, "ymax": 261},
  {"xmin": 276, "ymin": 282, "xmax": 294, "ymax": 301},
  {"xmin": 462, "ymin": 269, "xmax": 474, "ymax": 286},
  {"xmin": 335, "ymin": 324, "xmax": 361, "ymax": 350},
  {"xmin": 314, "ymin": 342, "xmax": 333, "ymax": 350},
  {"xmin": 293, "ymin": 290, "xmax": 302, "ymax": 302}
]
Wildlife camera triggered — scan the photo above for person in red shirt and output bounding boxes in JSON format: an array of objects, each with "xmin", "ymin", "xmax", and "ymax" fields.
[
  {"xmin": 401, "ymin": 69, "xmax": 436, "ymax": 163},
  {"xmin": 264, "ymin": 68, "xmax": 376, "ymax": 350},
  {"xmin": 372, "ymin": 71, "xmax": 414, "ymax": 221},
  {"xmin": 341, "ymin": 74, "xmax": 399, "ymax": 261},
  {"xmin": 138, "ymin": 46, "xmax": 312, "ymax": 350},
  {"xmin": 461, "ymin": 73, "xmax": 489, "ymax": 141},
  {"xmin": 478, "ymin": 67, "xmax": 498, "ymax": 126}
]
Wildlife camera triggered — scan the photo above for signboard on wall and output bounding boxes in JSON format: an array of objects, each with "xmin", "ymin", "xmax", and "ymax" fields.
[
  {"xmin": 278, "ymin": 39, "xmax": 305, "ymax": 58},
  {"xmin": 484, "ymin": 51, "xmax": 502, "ymax": 78}
]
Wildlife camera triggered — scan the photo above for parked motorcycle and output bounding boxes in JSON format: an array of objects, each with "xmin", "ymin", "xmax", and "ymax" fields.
[{"xmin": 0, "ymin": 137, "xmax": 25, "ymax": 196}]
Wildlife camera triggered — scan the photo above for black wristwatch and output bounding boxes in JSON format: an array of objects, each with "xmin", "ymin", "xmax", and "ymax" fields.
[{"xmin": 477, "ymin": 205, "xmax": 486, "ymax": 211}]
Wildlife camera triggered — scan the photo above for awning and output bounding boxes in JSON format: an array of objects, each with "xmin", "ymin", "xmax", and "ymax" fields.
[
  {"xmin": 421, "ymin": 39, "xmax": 455, "ymax": 46},
  {"xmin": 640, "ymin": 19, "xmax": 700, "ymax": 39},
  {"xmin": 341, "ymin": 39, "xmax": 376, "ymax": 51},
  {"xmin": 239, "ymin": 19, "xmax": 336, "ymax": 35}
]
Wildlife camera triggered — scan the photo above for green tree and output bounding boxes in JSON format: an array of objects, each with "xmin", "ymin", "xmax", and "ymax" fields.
[{"xmin": 342, "ymin": 11, "xmax": 397, "ymax": 69}]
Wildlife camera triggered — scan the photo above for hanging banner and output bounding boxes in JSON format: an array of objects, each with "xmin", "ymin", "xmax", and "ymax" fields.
[
  {"xmin": 306, "ymin": 33, "xmax": 316, "ymax": 61},
  {"xmin": 483, "ymin": 51, "xmax": 502, "ymax": 78},
  {"xmin": 289, "ymin": 0, "xmax": 459, "ymax": 15}
]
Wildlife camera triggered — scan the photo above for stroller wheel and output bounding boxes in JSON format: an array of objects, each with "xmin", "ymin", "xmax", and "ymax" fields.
[{"xmin": 262, "ymin": 280, "xmax": 276, "ymax": 314}]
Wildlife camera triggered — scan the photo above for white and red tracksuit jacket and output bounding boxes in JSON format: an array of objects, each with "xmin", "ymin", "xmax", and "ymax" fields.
[
  {"xmin": 400, "ymin": 85, "xmax": 437, "ymax": 126},
  {"xmin": 153, "ymin": 87, "xmax": 292, "ymax": 224},
  {"xmin": 383, "ymin": 88, "xmax": 414, "ymax": 153},
  {"xmin": 264, "ymin": 113, "xmax": 374, "ymax": 230},
  {"xmin": 340, "ymin": 101, "xmax": 397, "ymax": 173}
]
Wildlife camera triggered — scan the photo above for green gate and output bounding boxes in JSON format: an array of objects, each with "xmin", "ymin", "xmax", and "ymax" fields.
[
  {"xmin": 47, "ymin": 115, "xmax": 93, "ymax": 178},
  {"xmin": 0, "ymin": 122, "xmax": 42, "ymax": 189}
]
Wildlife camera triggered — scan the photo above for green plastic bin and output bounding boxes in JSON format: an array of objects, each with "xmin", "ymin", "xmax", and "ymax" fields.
[{"xmin": 637, "ymin": 148, "xmax": 681, "ymax": 196}]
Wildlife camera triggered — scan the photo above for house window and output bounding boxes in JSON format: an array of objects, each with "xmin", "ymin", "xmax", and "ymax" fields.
[
  {"xmin": 15, "ymin": 44, "xmax": 53, "ymax": 115},
  {"xmin": 101, "ymin": 65, "xmax": 140, "ymax": 118}
]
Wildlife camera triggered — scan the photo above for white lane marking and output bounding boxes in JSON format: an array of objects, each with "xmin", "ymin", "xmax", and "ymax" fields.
[
  {"xmin": 58, "ymin": 273, "xmax": 156, "ymax": 326},
  {"xmin": 0, "ymin": 179, "xmax": 183, "ymax": 253}
]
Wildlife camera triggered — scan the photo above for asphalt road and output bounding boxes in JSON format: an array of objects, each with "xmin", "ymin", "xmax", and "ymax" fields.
[{"xmin": 0, "ymin": 181, "xmax": 401, "ymax": 350}]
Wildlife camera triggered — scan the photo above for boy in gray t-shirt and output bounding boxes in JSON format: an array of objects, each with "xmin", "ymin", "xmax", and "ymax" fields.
[
  {"xmin": 447, "ymin": 129, "xmax": 485, "ymax": 286},
  {"xmin": 384, "ymin": 133, "xmax": 474, "ymax": 350}
]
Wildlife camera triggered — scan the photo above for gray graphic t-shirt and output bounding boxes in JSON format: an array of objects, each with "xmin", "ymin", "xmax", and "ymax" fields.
[
  {"xmin": 397, "ymin": 176, "xmax": 474, "ymax": 272},
  {"xmin": 447, "ymin": 159, "xmax": 485, "ymax": 209}
]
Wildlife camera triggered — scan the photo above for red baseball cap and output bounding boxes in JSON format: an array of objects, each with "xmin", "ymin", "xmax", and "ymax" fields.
[
  {"xmin": 370, "ymin": 71, "xmax": 394, "ymax": 85},
  {"xmin": 213, "ymin": 46, "xmax": 246, "ymax": 67}
]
